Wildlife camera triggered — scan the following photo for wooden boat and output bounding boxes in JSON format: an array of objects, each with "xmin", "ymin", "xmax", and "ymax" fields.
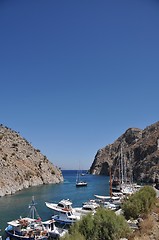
[
  {"xmin": 5, "ymin": 197, "xmax": 67, "ymax": 239},
  {"xmin": 42, "ymin": 219, "xmax": 68, "ymax": 238}
]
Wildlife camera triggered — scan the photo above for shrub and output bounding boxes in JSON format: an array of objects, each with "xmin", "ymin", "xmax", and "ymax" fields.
[
  {"xmin": 73, "ymin": 213, "xmax": 94, "ymax": 240},
  {"xmin": 122, "ymin": 186, "xmax": 157, "ymax": 220},
  {"xmin": 138, "ymin": 215, "xmax": 154, "ymax": 235},
  {"xmin": 61, "ymin": 208, "xmax": 131, "ymax": 240},
  {"xmin": 61, "ymin": 231, "xmax": 85, "ymax": 240}
]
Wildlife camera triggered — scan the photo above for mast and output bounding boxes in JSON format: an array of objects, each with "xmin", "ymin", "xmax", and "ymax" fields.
[
  {"xmin": 124, "ymin": 153, "xmax": 127, "ymax": 184},
  {"xmin": 121, "ymin": 147, "xmax": 124, "ymax": 185},
  {"xmin": 109, "ymin": 166, "xmax": 112, "ymax": 198},
  {"xmin": 28, "ymin": 196, "xmax": 40, "ymax": 220}
]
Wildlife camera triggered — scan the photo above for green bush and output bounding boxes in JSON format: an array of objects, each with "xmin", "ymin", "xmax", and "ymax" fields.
[
  {"xmin": 62, "ymin": 231, "xmax": 85, "ymax": 240},
  {"xmin": 122, "ymin": 196, "xmax": 142, "ymax": 219},
  {"xmin": 122, "ymin": 186, "xmax": 157, "ymax": 220},
  {"xmin": 74, "ymin": 213, "xmax": 94, "ymax": 240},
  {"xmin": 61, "ymin": 208, "xmax": 131, "ymax": 240}
]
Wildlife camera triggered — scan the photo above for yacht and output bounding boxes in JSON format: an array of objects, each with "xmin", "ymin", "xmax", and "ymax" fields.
[
  {"xmin": 74, "ymin": 203, "xmax": 99, "ymax": 216},
  {"xmin": 52, "ymin": 209, "xmax": 80, "ymax": 225},
  {"xmin": 45, "ymin": 199, "xmax": 73, "ymax": 212},
  {"xmin": 45, "ymin": 199, "xmax": 80, "ymax": 224}
]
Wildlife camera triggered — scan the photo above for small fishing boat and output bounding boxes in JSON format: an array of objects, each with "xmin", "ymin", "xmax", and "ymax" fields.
[
  {"xmin": 42, "ymin": 219, "xmax": 68, "ymax": 238},
  {"xmin": 5, "ymin": 196, "xmax": 67, "ymax": 240}
]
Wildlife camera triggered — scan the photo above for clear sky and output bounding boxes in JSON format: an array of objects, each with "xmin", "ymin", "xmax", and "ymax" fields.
[{"xmin": 0, "ymin": 0, "xmax": 159, "ymax": 170}]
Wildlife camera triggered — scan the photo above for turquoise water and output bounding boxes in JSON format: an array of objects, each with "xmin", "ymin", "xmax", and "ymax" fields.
[{"xmin": 0, "ymin": 170, "xmax": 109, "ymax": 238}]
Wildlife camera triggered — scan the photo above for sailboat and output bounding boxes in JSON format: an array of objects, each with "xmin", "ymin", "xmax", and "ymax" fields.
[
  {"xmin": 76, "ymin": 169, "xmax": 87, "ymax": 187},
  {"xmin": 94, "ymin": 166, "xmax": 121, "ymax": 210},
  {"xmin": 112, "ymin": 147, "xmax": 138, "ymax": 195}
]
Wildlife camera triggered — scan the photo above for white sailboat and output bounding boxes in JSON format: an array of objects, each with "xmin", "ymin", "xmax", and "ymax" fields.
[
  {"xmin": 76, "ymin": 169, "xmax": 87, "ymax": 187},
  {"xmin": 112, "ymin": 146, "xmax": 141, "ymax": 195}
]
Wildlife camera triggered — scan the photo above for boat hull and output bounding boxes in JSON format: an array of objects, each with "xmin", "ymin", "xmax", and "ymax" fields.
[
  {"xmin": 76, "ymin": 182, "xmax": 87, "ymax": 187},
  {"xmin": 5, "ymin": 229, "xmax": 48, "ymax": 240},
  {"xmin": 52, "ymin": 216, "xmax": 76, "ymax": 225}
]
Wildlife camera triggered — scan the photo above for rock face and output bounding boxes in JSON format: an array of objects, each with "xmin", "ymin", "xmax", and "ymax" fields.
[
  {"xmin": 0, "ymin": 124, "xmax": 63, "ymax": 197},
  {"xmin": 90, "ymin": 122, "xmax": 159, "ymax": 184}
]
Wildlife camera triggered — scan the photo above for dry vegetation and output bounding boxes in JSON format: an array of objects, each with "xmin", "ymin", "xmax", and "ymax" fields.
[{"xmin": 129, "ymin": 198, "xmax": 159, "ymax": 240}]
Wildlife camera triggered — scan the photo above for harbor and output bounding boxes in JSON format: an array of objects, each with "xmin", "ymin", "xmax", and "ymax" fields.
[{"xmin": 0, "ymin": 170, "xmax": 109, "ymax": 239}]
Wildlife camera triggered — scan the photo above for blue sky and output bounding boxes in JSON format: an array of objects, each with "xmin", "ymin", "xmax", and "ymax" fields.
[{"xmin": 0, "ymin": 0, "xmax": 159, "ymax": 170}]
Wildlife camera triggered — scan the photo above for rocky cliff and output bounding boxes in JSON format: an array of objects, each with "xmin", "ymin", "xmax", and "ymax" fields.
[
  {"xmin": 0, "ymin": 124, "xmax": 63, "ymax": 197},
  {"xmin": 90, "ymin": 122, "xmax": 159, "ymax": 183}
]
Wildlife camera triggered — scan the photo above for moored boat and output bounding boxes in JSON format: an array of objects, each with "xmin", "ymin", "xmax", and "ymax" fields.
[
  {"xmin": 45, "ymin": 199, "xmax": 73, "ymax": 212},
  {"xmin": 5, "ymin": 218, "xmax": 48, "ymax": 240},
  {"xmin": 42, "ymin": 219, "xmax": 68, "ymax": 238},
  {"xmin": 45, "ymin": 199, "xmax": 80, "ymax": 224},
  {"xmin": 74, "ymin": 203, "xmax": 99, "ymax": 216},
  {"xmin": 94, "ymin": 195, "xmax": 120, "ymax": 210},
  {"xmin": 52, "ymin": 210, "xmax": 80, "ymax": 225},
  {"xmin": 5, "ymin": 196, "xmax": 67, "ymax": 240},
  {"xmin": 76, "ymin": 181, "xmax": 87, "ymax": 187},
  {"xmin": 76, "ymin": 169, "xmax": 87, "ymax": 187}
]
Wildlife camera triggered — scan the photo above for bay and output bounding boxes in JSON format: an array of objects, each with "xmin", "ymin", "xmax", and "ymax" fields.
[{"xmin": 0, "ymin": 170, "xmax": 109, "ymax": 238}]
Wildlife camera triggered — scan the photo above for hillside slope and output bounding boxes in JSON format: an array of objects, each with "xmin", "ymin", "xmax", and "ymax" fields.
[
  {"xmin": 90, "ymin": 121, "xmax": 159, "ymax": 183},
  {"xmin": 0, "ymin": 124, "xmax": 63, "ymax": 197}
]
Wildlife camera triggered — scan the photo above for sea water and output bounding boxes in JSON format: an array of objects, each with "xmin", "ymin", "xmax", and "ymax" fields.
[{"xmin": 0, "ymin": 170, "xmax": 109, "ymax": 237}]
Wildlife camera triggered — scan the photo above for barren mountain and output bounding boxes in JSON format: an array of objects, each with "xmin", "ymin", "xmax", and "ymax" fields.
[
  {"xmin": 90, "ymin": 121, "xmax": 159, "ymax": 184},
  {"xmin": 0, "ymin": 124, "xmax": 63, "ymax": 197}
]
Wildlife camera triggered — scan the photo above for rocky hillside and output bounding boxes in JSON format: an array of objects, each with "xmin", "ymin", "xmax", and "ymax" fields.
[
  {"xmin": 0, "ymin": 124, "xmax": 63, "ymax": 197},
  {"xmin": 90, "ymin": 121, "xmax": 159, "ymax": 183}
]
